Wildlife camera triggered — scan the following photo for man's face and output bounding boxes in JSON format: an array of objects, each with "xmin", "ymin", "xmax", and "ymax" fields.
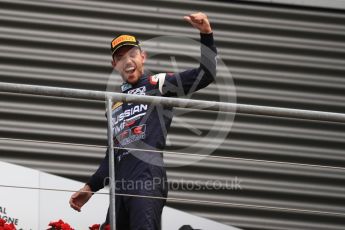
[{"xmin": 112, "ymin": 46, "xmax": 146, "ymax": 85}]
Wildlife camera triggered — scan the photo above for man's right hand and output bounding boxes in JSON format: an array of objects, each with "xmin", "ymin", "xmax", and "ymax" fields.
[{"xmin": 69, "ymin": 184, "xmax": 93, "ymax": 212}]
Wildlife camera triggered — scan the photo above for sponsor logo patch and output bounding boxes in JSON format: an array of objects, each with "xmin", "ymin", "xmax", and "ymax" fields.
[
  {"xmin": 149, "ymin": 73, "xmax": 166, "ymax": 86},
  {"xmin": 115, "ymin": 124, "xmax": 146, "ymax": 146},
  {"xmin": 149, "ymin": 75, "xmax": 159, "ymax": 85},
  {"xmin": 121, "ymin": 82, "xmax": 133, "ymax": 92},
  {"xmin": 131, "ymin": 124, "xmax": 146, "ymax": 135},
  {"xmin": 111, "ymin": 35, "xmax": 136, "ymax": 49},
  {"xmin": 128, "ymin": 86, "xmax": 146, "ymax": 95},
  {"xmin": 118, "ymin": 129, "xmax": 130, "ymax": 140},
  {"xmin": 125, "ymin": 119, "xmax": 136, "ymax": 127},
  {"xmin": 113, "ymin": 104, "xmax": 148, "ymax": 125}
]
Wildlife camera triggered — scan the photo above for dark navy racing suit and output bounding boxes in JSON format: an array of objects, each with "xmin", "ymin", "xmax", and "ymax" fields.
[{"xmin": 87, "ymin": 33, "xmax": 217, "ymax": 230}]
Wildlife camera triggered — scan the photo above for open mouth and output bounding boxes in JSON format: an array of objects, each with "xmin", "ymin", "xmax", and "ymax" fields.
[{"xmin": 124, "ymin": 66, "xmax": 136, "ymax": 75}]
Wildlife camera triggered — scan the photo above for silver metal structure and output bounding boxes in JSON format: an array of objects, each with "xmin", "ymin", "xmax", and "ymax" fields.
[{"xmin": 1, "ymin": 82, "xmax": 345, "ymax": 123}]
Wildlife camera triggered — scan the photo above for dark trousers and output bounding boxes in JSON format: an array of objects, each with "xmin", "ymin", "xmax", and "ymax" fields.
[{"xmin": 102, "ymin": 152, "xmax": 168, "ymax": 230}]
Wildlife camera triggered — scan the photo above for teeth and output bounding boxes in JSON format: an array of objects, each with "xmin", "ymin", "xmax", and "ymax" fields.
[{"xmin": 125, "ymin": 67, "xmax": 135, "ymax": 72}]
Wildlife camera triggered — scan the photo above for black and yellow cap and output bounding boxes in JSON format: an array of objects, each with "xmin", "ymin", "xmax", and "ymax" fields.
[{"xmin": 110, "ymin": 34, "xmax": 140, "ymax": 57}]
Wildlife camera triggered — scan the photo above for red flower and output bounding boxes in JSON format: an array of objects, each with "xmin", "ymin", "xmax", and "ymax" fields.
[
  {"xmin": 3, "ymin": 224, "xmax": 16, "ymax": 230},
  {"xmin": 89, "ymin": 224, "xmax": 100, "ymax": 230},
  {"xmin": 0, "ymin": 219, "xmax": 16, "ymax": 230},
  {"xmin": 47, "ymin": 220, "xmax": 74, "ymax": 230},
  {"xmin": 88, "ymin": 224, "xmax": 110, "ymax": 230}
]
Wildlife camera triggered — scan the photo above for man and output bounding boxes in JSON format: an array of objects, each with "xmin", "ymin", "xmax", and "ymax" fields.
[{"xmin": 69, "ymin": 12, "xmax": 217, "ymax": 230}]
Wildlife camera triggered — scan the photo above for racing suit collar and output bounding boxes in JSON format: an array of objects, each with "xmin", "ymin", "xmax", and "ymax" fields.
[{"xmin": 121, "ymin": 73, "xmax": 148, "ymax": 92}]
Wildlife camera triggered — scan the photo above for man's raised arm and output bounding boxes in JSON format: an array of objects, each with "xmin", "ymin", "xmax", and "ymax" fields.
[{"xmin": 153, "ymin": 12, "xmax": 217, "ymax": 97}]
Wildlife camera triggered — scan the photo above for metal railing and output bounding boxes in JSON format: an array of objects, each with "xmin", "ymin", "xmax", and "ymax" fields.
[
  {"xmin": 2, "ymin": 82, "xmax": 345, "ymax": 123},
  {"xmin": 2, "ymin": 81, "xmax": 345, "ymax": 230}
]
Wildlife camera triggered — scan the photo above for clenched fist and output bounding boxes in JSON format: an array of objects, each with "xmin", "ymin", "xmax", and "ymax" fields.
[{"xmin": 184, "ymin": 12, "xmax": 212, "ymax": 34}]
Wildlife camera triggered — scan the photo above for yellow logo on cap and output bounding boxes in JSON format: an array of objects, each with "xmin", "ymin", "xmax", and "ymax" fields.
[{"xmin": 111, "ymin": 35, "xmax": 136, "ymax": 49}]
